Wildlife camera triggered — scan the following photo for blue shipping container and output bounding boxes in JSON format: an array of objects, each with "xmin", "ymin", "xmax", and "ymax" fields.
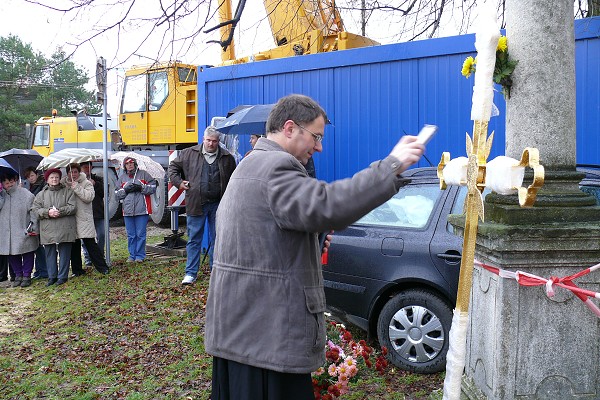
[{"xmin": 198, "ymin": 17, "xmax": 600, "ymax": 182}]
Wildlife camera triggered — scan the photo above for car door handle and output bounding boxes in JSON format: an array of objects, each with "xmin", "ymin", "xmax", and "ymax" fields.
[{"xmin": 436, "ymin": 253, "xmax": 462, "ymax": 262}]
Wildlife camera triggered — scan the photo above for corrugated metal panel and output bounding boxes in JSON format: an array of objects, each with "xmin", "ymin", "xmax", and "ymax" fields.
[
  {"xmin": 198, "ymin": 17, "xmax": 600, "ymax": 182},
  {"xmin": 575, "ymin": 19, "xmax": 600, "ymax": 165}
]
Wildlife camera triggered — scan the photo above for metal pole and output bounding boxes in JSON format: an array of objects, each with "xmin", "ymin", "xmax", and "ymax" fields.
[{"xmin": 97, "ymin": 57, "xmax": 111, "ymax": 265}]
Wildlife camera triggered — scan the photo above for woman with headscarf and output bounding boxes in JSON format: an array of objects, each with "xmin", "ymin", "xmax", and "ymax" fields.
[
  {"xmin": 115, "ymin": 156, "xmax": 157, "ymax": 262},
  {"xmin": 32, "ymin": 168, "xmax": 77, "ymax": 286},
  {"xmin": 0, "ymin": 169, "xmax": 39, "ymax": 287}
]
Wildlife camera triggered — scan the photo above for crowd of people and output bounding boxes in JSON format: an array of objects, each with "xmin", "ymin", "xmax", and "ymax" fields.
[
  {"xmin": 1, "ymin": 93, "xmax": 428, "ymax": 400},
  {"xmin": 0, "ymin": 161, "xmax": 111, "ymax": 288}
]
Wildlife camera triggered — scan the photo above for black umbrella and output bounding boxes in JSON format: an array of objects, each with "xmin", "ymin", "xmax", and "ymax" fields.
[
  {"xmin": 215, "ymin": 104, "xmax": 275, "ymax": 135},
  {"xmin": 0, "ymin": 148, "xmax": 43, "ymax": 178}
]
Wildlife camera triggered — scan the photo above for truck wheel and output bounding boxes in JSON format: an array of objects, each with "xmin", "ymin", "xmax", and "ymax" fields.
[
  {"xmin": 92, "ymin": 166, "xmax": 121, "ymax": 221},
  {"xmin": 150, "ymin": 176, "xmax": 167, "ymax": 226},
  {"xmin": 376, "ymin": 289, "xmax": 452, "ymax": 374}
]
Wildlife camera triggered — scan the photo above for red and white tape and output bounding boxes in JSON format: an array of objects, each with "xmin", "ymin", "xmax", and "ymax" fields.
[
  {"xmin": 168, "ymin": 150, "xmax": 186, "ymax": 207},
  {"xmin": 475, "ymin": 260, "xmax": 600, "ymax": 318}
]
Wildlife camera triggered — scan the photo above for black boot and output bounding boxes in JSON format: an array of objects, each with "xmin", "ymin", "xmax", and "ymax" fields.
[
  {"xmin": 47, "ymin": 278, "xmax": 57, "ymax": 286},
  {"xmin": 11, "ymin": 277, "xmax": 22, "ymax": 288}
]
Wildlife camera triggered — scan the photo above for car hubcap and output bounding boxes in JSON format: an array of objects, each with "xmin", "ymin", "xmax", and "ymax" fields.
[{"xmin": 388, "ymin": 305, "xmax": 444, "ymax": 363}]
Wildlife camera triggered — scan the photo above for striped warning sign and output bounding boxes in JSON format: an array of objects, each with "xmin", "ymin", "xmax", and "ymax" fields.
[{"xmin": 168, "ymin": 150, "xmax": 186, "ymax": 207}]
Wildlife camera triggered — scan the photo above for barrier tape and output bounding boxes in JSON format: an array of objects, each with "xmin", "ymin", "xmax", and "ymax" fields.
[
  {"xmin": 168, "ymin": 150, "xmax": 186, "ymax": 207},
  {"xmin": 475, "ymin": 260, "xmax": 600, "ymax": 318}
]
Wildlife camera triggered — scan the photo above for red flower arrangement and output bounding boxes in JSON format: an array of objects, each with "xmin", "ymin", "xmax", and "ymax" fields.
[{"xmin": 311, "ymin": 320, "xmax": 389, "ymax": 399}]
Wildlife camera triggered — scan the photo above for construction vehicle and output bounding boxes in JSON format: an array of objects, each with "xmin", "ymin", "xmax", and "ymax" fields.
[{"xmin": 29, "ymin": 0, "xmax": 378, "ymax": 226}]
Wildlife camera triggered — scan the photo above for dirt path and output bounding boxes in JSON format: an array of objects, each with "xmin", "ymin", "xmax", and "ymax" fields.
[
  {"xmin": 0, "ymin": 289, "xmax": 34, "ymax": 334},
  {"xmin": 0, "ymin": 224, "xmax": 176, "ymax": 335}
]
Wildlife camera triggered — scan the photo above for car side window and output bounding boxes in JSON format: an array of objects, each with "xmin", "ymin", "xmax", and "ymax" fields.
[
  {"xmin": 355, "ymin": 184, "xmax": 441, "ymax": 228},
  {"xmin": 447, "ymin": 186, "xmax": 467, "ymax": 234}
]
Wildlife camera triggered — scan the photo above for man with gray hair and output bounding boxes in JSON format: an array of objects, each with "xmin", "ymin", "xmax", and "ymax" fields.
[
  {"xmin": 168, "ymin": 126, "xmax": 236, "ymax": 284},
  {"xmin": 205, "ymin": 94, "xmax": 425, "ymax": 399}
]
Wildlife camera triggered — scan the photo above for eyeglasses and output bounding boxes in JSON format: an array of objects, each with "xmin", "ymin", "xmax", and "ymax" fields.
[{"xmin": 293, "ymin": 121, "xmax": 323, "ymax": 143}]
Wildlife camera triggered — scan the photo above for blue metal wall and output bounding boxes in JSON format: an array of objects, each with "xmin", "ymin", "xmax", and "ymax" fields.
[{"xmin": 198, "ymin": 17, "xmax": 600, "ymax": 182}]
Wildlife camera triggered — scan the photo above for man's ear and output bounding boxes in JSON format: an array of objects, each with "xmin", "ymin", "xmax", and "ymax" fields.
[{"xmin": 282, "ymin": 120, "xmax": 296, "ymax": 138}]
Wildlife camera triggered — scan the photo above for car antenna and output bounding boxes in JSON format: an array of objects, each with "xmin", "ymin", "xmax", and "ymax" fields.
[{"xmin": 403, "ymin": 130, "xmax": 434, "ymax": 167}]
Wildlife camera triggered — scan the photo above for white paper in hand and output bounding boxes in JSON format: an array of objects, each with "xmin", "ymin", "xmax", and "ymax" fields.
[{"xmin": 416, "ymin": 124, "xmax": 438, "ymax": 145}]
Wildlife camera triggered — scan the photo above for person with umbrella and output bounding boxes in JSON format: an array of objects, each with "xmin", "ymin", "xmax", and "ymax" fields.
[
  {"xmin": 31, "ymin": 168, "xmax": 78, "ymax": 286},
  {"xmin": 0, "ymin": 167, "xmax": 40, "ymax": 288},
  {"xmin": 115, "ymin": 156, "xmax": 158, "ymax": 262},
  {"xmin": 168, "ymin": 126, "xmax": 236, "ymax": 284},
  {"xmin": 24, "ymin": 166, "xmax": 48, "ymax": 280},
  {"xmin": 80, "ymin": 161, "xmax": 106, "ymax": 263},
  {"xmin": 63, "ymin": 163, "xmax": 109, "ymax": 276}
]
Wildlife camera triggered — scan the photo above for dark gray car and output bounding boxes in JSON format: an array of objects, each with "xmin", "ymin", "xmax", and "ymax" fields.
[{"xmin": 323, "ymin": 166, "xmax": 600, "ymax": 374}]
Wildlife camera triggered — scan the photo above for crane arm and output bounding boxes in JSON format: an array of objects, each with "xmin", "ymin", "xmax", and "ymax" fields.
[{"xmin": 264, "ymin": 0, "xmax": 344, "ymax": 46}]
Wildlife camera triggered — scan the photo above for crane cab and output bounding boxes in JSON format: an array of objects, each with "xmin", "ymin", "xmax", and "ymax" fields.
[{"xmin": 119, "ymin": 62, "xmax": 198, "ymax": 150}]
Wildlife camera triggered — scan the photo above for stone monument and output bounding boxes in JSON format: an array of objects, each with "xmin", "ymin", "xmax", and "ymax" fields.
[{"xmin": 460, "ymin": 1, "xmax": 600, "ymax": 399}]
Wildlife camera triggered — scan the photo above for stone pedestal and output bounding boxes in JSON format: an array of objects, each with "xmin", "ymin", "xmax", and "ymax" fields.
[
  {"xmin": 454, "ymin": 171, "xmax": 600, "ymax": 399},
  {"xmin": 454, "ymin": 0, "xmax": 600, "ymax": 398}
]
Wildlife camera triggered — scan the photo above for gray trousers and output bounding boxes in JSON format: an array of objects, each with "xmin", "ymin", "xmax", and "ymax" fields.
[{"xmin": 44, "ymin": 243, "xmax": 73, "ymax": 281}]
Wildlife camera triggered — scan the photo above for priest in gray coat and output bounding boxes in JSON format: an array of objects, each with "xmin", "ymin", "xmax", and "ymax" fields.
[{"xmin": 205, "ymin": 94, "xmax": 425, "ymax": 400}]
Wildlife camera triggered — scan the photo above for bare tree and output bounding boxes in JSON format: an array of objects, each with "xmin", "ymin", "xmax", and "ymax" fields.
[{"xmin": 22, "ymin": 0, "xmax": 595, "ymax": 69}]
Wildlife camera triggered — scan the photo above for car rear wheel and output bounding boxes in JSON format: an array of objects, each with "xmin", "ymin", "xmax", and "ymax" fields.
[{"xmin": 377, "ymin": 289, "xmax": 452, "ymax": 374}]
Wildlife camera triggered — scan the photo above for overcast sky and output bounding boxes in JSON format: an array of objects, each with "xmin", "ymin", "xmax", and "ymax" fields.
[
  {"xmin": 0, "ymin": 0, "xmax": 486, "ymax": 117},
  {"xmin": 0, "ymin": 0, "xmax": 277, "ymax": 116}
]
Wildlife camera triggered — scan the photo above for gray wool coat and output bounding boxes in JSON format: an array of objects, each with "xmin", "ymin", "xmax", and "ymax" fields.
[
  {"xmin": 32, "ymin": 183, "xmax": 78, "ymax": 245},
  {"xmin": 204, "ymin": 138, "xmax": 409, "ymax": 374},
  {"xmin": 0, "ymin": 185, "xmax": 39, "ymax": 255},
  {"xmin": 61, "ymin": 172, "xmax": 96, "ymax": 239}
]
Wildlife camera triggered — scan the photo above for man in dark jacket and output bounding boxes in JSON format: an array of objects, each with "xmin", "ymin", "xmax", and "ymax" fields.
[
  {"xmin": 204, "ymin": 94, "xmax": 425, "ymax": 399},
  {"xmin": 80, "ymin": 161, "xmax": 106, "ymax": 262},
  {"xmin": 168, "ymin": 126, "xmax": 236, "ymax": 284}
]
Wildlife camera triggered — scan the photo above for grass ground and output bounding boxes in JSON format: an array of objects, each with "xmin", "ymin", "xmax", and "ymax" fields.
[{"xmin": 0, "ymin": 228, "xmax": 444, "ymax": 400}]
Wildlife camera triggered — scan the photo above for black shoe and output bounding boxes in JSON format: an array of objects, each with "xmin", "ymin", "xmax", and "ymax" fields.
[
  {"xmin": 72, "ymin": 271, "xmax": 86, "ymax": 277},
  {"xmin": 56, "ymin": 279, "xmax": 68, "ymax": 285},
  {"xmin": 46, "ymin": 278, "xmax": 58, "ymax": 286},
  {"xmin": 20, "ymin": 278, "xmax": 32, "ymax": 288}
]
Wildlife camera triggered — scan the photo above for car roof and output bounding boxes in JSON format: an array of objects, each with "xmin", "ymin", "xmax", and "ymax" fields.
[
  {"xmin": 403, "ymin": 167, "xmax": 440, "ymax": 184},
  {"xmin": 577, "ymin": 164, "xmax": 600, "ymax": 186}
]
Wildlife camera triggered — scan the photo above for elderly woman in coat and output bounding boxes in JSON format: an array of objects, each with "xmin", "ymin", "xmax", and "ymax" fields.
[
  {"xmin": 63, "ymin": 163, "xmax": 109, "ymax": 275},
  {"xmin": 32, "ymin": 168, "xmax": 77, "ymax": 286},
  {"xmin": 115, "ymin": 156, "xmax": 157, "ymax": 262},
  {"xmin": 0, "ymin": 169, "xmax": 40, "ymax": 288}
]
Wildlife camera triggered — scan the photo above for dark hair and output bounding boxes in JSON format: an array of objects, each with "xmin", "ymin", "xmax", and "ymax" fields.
[
  {"xmin": 24, "ymin": 166, "xmax": 38, "ymax": 176},
  {"xmin": 68, "ymin": 163, "xmax": 81, "ymax": 172},
  {"xmin": 266, "ymin": 94, "xmax": 328, "ymax": 134},
  {"xmin": 0, "ymin": 171, "xmax": 18, "ymax": 182}
]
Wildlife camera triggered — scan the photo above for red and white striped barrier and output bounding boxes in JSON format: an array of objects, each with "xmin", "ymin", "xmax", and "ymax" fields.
[
  {"xmin": 475, "ymin": 260, "xmax": 600, "ymax": 318},
  {"xmin": 168, "ymin": 150, "xmax": 186, "ymax": 207}
]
